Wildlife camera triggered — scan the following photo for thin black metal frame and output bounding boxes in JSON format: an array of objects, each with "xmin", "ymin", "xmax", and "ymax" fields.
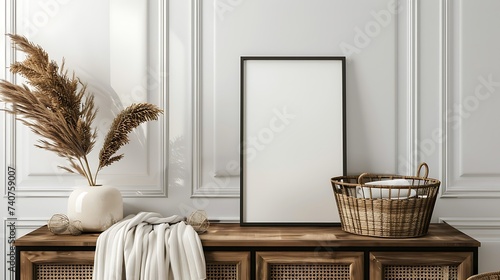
[{"xmin": 240, "ymin": 56, "xmax": 347, "ymax": 226}]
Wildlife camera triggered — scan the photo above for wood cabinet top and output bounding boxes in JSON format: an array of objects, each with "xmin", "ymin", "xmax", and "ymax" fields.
[
  {"xmin": 15, "ymin": 226, "xmax": 100, "ymax": 247},
  {"xmin": 15, "ymin": 223, "xmax": 480, "ymax": 248},
  {"xmin": 200, "ymin": 223, "xmax": 480, "ymax": 247}
]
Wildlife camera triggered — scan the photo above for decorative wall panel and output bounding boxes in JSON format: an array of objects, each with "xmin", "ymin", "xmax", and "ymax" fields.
[
  {"xmin": 442, "ymin": 0, "xmax": 500, "ymax": 197},
  {"xmin": 193, "ymin": 0, "xmax": 410, "ymax": 197},
  {"xmin": 4, "ymin": 0, "xmax": 168, "ymax": 197}
]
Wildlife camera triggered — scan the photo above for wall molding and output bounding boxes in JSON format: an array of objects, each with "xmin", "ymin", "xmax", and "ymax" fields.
[
  {"xmin": 0, "ymin": 1, "xmax": 6, "ymax": 198},
  {"xmin": 3, "ymin": 218, "xmax": 47, "ymax": 233},
  {"xmin": 440, "ymin": 217, "xmax": 500, "ymax": 230},
  {"xmin": 396, "ymin": 0, "xmax": 419, "ymax": 176},
  {"xmin": 407, "ymin": 0, "xmax": 419, "ymax": 175},
  {"xmin": 190, "ymin": 0, "xmax": 239, "ymax": 198},
  {"xmin": 440, "ymin": 0, "xmax": 450, "ymax": 197},
  {"xmin": 191, "ymin": 0, "xmax": 202, "ymax": 197},
  {"xmin": 440, "ymin": 217, "xmax": 500, "ymax": 242},
  {"xmin": 3, "ymin": 1, "xmax": 169, "ymax": 198},
  {"xmin": 440, "ymin": 0, "xmax": 500, "ymax": 198},
  {"xmin": 2, "ymin": 1, "xmax": 16, "ymax": 200}
]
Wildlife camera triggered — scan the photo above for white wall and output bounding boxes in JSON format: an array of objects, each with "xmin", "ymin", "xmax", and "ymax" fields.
[{"xmin": 1, "ymin": 0, "xmax": 500, "ymax": 277}]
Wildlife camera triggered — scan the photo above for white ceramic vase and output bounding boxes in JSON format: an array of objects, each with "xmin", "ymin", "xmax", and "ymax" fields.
[{"xmin": 67, "ymin": 185, "xmax": 123, "ymax": 232}]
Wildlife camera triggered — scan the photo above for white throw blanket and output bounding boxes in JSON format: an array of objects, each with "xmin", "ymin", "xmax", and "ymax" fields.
[{"xmin": 93, "ymin": 212, "xmax": 206, "ymax": 280}]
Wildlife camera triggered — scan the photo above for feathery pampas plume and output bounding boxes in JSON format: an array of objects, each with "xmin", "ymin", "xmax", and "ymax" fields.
[{"xmin": 0, "ymin": 34, "xmax": 163, "ymax": 186}]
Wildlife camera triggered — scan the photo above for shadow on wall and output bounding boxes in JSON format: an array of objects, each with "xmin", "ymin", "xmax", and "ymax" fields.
[{"xmin": 169, "ymin": 136, "xmax": 188, "ymax": 189}]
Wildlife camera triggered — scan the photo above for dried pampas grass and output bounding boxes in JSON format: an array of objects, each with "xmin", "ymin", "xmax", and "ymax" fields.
[{"xmin": 0, "ymin": 34, "xmax": 163, "ymax": 186}]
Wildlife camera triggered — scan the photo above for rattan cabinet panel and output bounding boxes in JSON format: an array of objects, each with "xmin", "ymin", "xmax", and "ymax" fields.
[
  {"xmin": 19, "ymin": 250, "xmax": 251, "ymax": 280},
  {"xmin": 19, "ymin": 251, "xmax": 94, "ymax": 280},
  {"xmin": 370, "ymin": 252, "xmax": 474, "ymax": 280},
  {"xmin": 206, "ymin": 251, "xmax": 250, "ymax": 280},
  {"xmin": 35, "ymin": 264, "xmax": 93, "ymax": 280},
  {"xmin": 256, "ymin": 251, "xmax": 363, "ymax": 280}
]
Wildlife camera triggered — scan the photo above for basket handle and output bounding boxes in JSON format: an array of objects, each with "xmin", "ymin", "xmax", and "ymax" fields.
[
  {"xmin": 357, "ymin": 163, "xmax": 428, "ymax": 184},
  {"xmin": 357, "ymin": 173, "xmax": 369, "ymax": 185},
  {"xmin": 416, "ymin": 162, "xmax": 429, "ymax": 179}
]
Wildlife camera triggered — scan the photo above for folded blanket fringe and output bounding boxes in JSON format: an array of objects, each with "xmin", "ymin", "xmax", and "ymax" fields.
[{"xmin": 93, "ymin": 212, "xmax": 206, "ymax": 280}]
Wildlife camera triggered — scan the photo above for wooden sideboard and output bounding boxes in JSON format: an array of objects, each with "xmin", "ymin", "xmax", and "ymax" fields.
[{"xmin": 15, "ymin": 223, "xmax": 480, "ymax": 280}]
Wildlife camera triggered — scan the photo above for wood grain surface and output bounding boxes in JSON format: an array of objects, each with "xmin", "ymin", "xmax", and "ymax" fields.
[{"xmin": 15, "ymin": 223, "xmax": 480, "ymax": 248}]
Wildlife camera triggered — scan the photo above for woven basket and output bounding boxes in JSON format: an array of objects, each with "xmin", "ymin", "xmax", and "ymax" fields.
[
  {"xmin": 330, "ymin": 163, "xmax": 440, "ymax": 238},
  {"xmin": 467, "ymin": 272, "xmax": 500, "ymax": 280}
]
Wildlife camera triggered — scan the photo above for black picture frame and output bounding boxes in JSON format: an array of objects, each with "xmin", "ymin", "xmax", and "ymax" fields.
[{"xmin": 240, "ymin": 56, "xmax": 347, "ymax": 226}]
